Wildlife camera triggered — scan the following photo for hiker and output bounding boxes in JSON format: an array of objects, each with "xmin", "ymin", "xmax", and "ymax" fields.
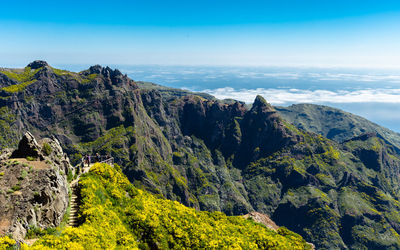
[
  {"xmin": 87, "ymin": 155, "xmax": 91, "ymax": 167},
  {"xmin": 96, "ymin": 153, "xmax": 100, "ymax": 162},
  {"xmin": 84, "ymin": 154, "xmax": 88, "ymax": 167}
]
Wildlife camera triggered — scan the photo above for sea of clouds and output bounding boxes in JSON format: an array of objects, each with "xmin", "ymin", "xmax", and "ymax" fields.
[{"xmin": 200, "ymin": 87, "xmax": 400, "ymax": 105}]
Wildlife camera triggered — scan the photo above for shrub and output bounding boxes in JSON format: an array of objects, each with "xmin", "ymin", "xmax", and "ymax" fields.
[
  {"xmin": 26, "ymin": 156, "xmax": 36, "ymax": 161},
  {"xmin": 42, "ymin": 143, "xmax": 52, "ymax": 156},
  {"xmin": 11, "ymin": 184, "xmax": 21, "ymax": 192},
  {"xmin": 67, "ymin": 170, "xmax": 73, "ymax": 182},
  {"xmin": 0, "ymin": 236, "xmax": 16, "ymax": 249},
  {"xmin": 20, "ymin": 170, "xmax": 28, "ymax": 179},
  {"xmin": 1, "ymin": 79, "xmax": 37, "ymax": 93}
]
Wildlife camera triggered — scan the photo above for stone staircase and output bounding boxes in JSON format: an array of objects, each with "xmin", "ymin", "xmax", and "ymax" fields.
[
  {"xmin": 67, "ymin": 157, "xmax": 114, "ymax": 227},
  {"xmin": 68, "ymin": 184, "xmax": 79, "ymax": 227}
]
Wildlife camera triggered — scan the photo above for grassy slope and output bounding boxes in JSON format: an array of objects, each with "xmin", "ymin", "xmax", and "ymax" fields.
[
  {"xmin": 276, "ymin": 103, "xmax": 400, "ymax": 148},
  {"xmin": 136, "ymin": 81, "xmax": 216, "ymax": 101}
]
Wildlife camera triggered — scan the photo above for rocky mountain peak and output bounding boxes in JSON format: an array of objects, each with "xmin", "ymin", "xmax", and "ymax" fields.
[
  {"xmin": 88, "ymin": 65, "xmax": 103, "ymax": 74},
  {"xmin": 251, "ymin": 95, "xmax": 275, "ymax": 113},
  {"xmin": 88, "ymin": 64, "xmax": 123, "ymax": 78},
  {"xmin": 27, "ymin": 60, "xmax": 49, "ymax": 69}
]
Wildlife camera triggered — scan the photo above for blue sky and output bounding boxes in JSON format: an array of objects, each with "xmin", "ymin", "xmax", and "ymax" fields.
[{"xmin": 1, "ymin": 0, "xmax": 400, "ymax": 67}]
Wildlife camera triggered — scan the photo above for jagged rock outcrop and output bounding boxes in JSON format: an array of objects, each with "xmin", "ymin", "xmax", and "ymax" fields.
[
  {"xmin": 11, "ymin": 131, "xmax": 45, "ymax": 160},
  {"xmin": 243, "ymin": 211, "xmax": 279, "ymax": 230},
  {"xmin": 0, "ymin": 132, "xmax": 71, "ymax": 241},
  {"xmin": 27, "ymin": 60, "xmax": 49, "ymax": 70}
]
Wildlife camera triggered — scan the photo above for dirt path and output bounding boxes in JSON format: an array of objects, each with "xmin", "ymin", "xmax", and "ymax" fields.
[{"xmin": 8, "ymin": 158, "xmax": 51, "ymax": 170}]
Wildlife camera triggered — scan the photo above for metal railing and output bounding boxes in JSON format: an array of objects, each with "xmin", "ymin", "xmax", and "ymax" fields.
[{"xmin": 81, "ymin": 155, "xmax": 114, "ymax": 167}]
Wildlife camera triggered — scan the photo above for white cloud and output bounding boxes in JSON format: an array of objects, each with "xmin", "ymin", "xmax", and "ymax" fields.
[
  {"xmin": 126, "ymin": 66, "xmax": 400, "ymax": 84},
  {"xmin": 200, "ymin": 87, "xmax": 400, "ymax": 105}
]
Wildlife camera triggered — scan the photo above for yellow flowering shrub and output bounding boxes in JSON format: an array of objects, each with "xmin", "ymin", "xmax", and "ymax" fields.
[
  {"xmin": 30, "ymin": 163, "xmax": 310, "ymax": 249},
  {"xmin": 0, "ymin": 236, "xmax": 15, "ymax": 250}
]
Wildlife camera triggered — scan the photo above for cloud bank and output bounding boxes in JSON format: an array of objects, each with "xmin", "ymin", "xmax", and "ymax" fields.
[{"xmin": 201, "ymin": 87, "xmax": 400, "ymax": 105}]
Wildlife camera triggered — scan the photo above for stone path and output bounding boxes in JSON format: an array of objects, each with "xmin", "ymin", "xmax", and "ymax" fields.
[
  {"xmin": 68, "ymin": 184, "xmax": 79, "ymax": 227},
  {"xmin": 67, "ymin": 159, "xmax": 113, "ymax": 227},
  {"xmin": 67, "ymin": 165, "xmax": 90, "ymax": 227}
]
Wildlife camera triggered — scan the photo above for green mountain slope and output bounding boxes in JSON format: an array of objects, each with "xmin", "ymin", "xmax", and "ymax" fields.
[
  {"xmin": 276, "ymin": 103, "xmax": 400, "ymax": 148},
  {"xmin": 1, "ymin": 61, "xmax": 400, "ymax": 248}
]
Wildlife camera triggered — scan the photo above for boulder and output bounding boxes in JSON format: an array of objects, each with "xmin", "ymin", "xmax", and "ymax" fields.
[
  {"xmin": 27, "ymin": 60, "xmax": 49, "ymax": 70},
  {"xmin": 11, "ymin": 132, "xmax": 45, "ymax": 160}
]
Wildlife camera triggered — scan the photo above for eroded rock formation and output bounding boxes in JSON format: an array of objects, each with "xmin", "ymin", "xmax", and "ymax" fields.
[{"xmin": 0, "ymin": 132, "xmax": 72, "ymax": 241}]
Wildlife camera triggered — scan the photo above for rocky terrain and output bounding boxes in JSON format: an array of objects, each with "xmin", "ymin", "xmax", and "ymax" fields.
[
  {"xmin": 0, "ymin": 132, "xmax": 72, "ymax": 241},
  {"xmin": 1, "ymin": 61, "xmax": 400, "ymax": 248}
]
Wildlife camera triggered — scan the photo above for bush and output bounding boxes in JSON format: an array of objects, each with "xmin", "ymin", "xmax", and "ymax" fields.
[
  {"xmin": 67, "ymin": 170, "xmax": 73, "ymax": 182},
  {"xmin": 0, "ymin": 236, "xmax": 16, "ymax": 249},
  {"xmin": 11, "ymin": 184, "xmax": 21, "ymax": 192},
  {"xmin": 21, "ymin": 170, "xmax": 28, "ymax": 179},
  {"xmin": 26, "ymin": 156, "xmax": 36, "ymax": 161},
  {"xmin": 42, "ymin": 143, "xmax": 52, "ymax": 156}
]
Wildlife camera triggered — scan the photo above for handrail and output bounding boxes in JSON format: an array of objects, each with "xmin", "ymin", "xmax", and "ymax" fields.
[{"xmin": 80, "ymin": 155, "xmax": 114, "ymax": 166}]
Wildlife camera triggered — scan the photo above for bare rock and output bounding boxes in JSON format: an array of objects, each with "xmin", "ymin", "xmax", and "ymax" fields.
[
  {"xmin": 0, "ymin": 149, "xmax": 12, "ymax": 161},
  {"xmin": 10, "ymin": 132, "xmax": 45, "ymax": 160},
  {"xmin": 0, "ymin": 133, "xmax": 71, "ymax": 241},
  {"xmin": 27, "ymin": 60, "xmax": 49, "ymax": 70},
  {"xmin": 243, "ymin": 211, "xmax": 279, "ymax": 230},
  {"xmin": 243, "ymin": 212, "xmax": 315, "ymax": 249}
]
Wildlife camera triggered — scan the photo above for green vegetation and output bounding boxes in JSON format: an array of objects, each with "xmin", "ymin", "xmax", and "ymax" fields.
[
  {"xmin": 11, "ymin": 184, "xmax": 21, "ymax": 192},
  {"xmin": 67, "ymin": 170, "xmax": 73, "ymax": 183},
  {"xmin": 276, "ymin": 103, "xmax": 400, "ymax": 148},
  {"xmin": 81, "ymin": 73, "xmax": 98, "ymax": 84},
  {"xmin": 26, "ymin": 156, "xmax": 36, "ymax": 161},
  {"xmin": 51, "ymin": 67, "xmax": 74, "ymax": 77},
  {"xmin": 26, "ymin": 226, "xmax": 57, "ymax": 239},
  {"xmin": 1, "ymin": 79, "xmax": 37, "ymax": 93},
  {"xmin": 0, "ymin": 67, "xmax": 40, "ymax": 82},
  {"xmin": 136, "ymin": 81, "xmax": 215, "ymax": 100},
  {"xmin": 42, "ymin": 143, "xmax": 52, "ymax": 156},
  {"xmin": 29, "ymin": 163, "xmax": 309, "ymax": 249},
  {"xmin": 0, "ymin": 67, "xmax": 41, "ymax": 93},
  {"xmin": 78, "ymin": 125, "xmax": 133, "ymax": 156},
  {"xmin": 0, "ymin": 236, "xmax": 15, "ymax": 249},
  {"xmin": 20, "ymin": 170, "xmax": 28, "ymax": 179},
  {"xmin": 0, "ymin": 107, "xmax": 19, "ymax": 148}
]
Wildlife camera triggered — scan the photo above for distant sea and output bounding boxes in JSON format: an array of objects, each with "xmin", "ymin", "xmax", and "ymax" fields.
[{"xmin": 60, "ymin": 64, "xmax": 400, "ymax": 133}]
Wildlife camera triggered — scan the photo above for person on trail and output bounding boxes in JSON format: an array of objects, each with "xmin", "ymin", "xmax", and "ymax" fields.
[
  {"xmin": 87, "ymin": 155, "xmax": 91, "ymax": 168},
  {"xmin": 96, "ymin": 153, "xmax": 100, "ymax": 163}
]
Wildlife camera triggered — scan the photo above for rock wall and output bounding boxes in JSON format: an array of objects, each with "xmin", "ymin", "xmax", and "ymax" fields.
[{"xmin": 0, "ymin": 132, "xmax": 71, "ymax": 241}]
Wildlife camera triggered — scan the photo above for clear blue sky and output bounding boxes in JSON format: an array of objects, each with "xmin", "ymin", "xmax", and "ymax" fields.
[{"xmin": 1, "ymin": 0, "xmax": 400, "ymax": 68}]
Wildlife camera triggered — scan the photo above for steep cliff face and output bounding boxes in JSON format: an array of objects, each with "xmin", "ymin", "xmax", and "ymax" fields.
[
  {"xmin": 2, "ymin": 62, "xmax": 400, "ymax": 248},
  {"xmin": 0, "ymin": 132, "xmax": 71, "ymax": 241}
]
